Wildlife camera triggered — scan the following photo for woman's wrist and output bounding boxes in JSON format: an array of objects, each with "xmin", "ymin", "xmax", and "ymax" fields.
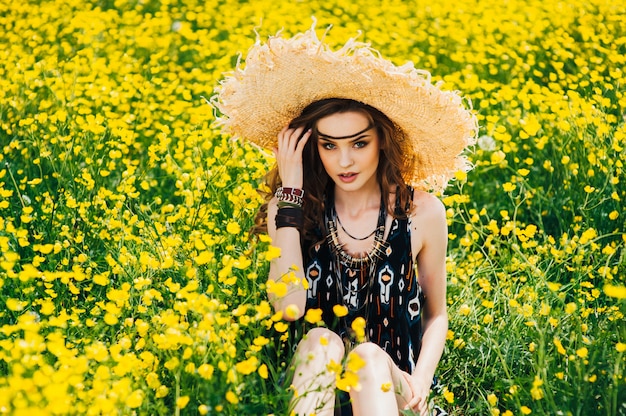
[
  {"xmin": 274, "ymin": 187, "xmax": 305, "ymax": 231},
  {"xmin": 275, "ymin": 186, "xmax": 305, "ymax": 207},
  {"xmin": 275, "ymin": 206, "xmax": 303, "ymax": 230},
  {"xmin": 410, "ymin": 368, "xmax": 437, "ymax": 391}
]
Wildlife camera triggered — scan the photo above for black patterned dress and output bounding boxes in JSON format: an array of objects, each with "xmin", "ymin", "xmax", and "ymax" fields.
[{"xmin": 302, "ymin": 195, "xmax": 425, "ymax": 376}]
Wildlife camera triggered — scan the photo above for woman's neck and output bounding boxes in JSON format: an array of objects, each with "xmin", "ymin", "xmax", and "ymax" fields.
[{"xmin": 333, "ymin": 183, "xmax": 382, "ymax": 218}]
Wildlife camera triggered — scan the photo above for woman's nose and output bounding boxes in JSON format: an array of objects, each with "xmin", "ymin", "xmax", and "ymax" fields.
[{"xmin": 339, "ymin": 149, "xmax": 354, "ymax": 168}]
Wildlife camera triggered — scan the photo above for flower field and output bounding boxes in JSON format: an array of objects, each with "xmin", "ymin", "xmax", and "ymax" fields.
[{"xmin": 1, "ymin": 0, "xmax": 625, "ymax": 414}]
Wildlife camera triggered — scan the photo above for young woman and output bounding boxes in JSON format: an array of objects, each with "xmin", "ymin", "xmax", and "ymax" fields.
[{"xmin": 213, "ymin": 24, "xmax": 477, "ymax": 416}]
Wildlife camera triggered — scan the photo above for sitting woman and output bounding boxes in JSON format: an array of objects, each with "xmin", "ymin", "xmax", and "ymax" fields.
[{"xmin": 213, "ymin": 25, "xmax": 477, "ymax": 416}]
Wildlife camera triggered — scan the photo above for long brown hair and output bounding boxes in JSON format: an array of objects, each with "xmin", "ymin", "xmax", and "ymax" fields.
[{"xmin": 253, "ymin": 98, "xmax": 413, "ymax": 243}]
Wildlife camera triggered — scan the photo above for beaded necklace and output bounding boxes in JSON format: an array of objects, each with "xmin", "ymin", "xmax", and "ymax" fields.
[
  {"xmin": 326, "ymin": 193, "xmax": 388, "ymax": 269},
  {"xmin": 325, "ymin": 191, "xmax": 389, "ymax": 343}
]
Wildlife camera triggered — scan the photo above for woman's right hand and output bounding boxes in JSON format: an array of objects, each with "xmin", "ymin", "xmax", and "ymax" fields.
[{"xmin": 274, "ymin": 126, "xmax": 311, "ymax": 188}]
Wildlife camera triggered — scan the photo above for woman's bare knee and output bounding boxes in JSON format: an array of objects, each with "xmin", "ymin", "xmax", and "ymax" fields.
[
  {"xmin": 291, "ymin": 328, "xmax": 344, "ymax": 415},
  {"xmin": 351, "ymin": 342, "xmax": 389, "ymax": 365},
  {"xmin": 298, "ymin": 327, "xmax": 345, "ymax": 356}
]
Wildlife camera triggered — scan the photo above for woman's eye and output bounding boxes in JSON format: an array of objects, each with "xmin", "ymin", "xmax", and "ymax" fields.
[
  {"xmin": 322, "ymin": 143, "xmax": 335, "ymax": 150},
  {"xmin": 354, "ymin": 141, "xmax": 368, "ymax": 148}
]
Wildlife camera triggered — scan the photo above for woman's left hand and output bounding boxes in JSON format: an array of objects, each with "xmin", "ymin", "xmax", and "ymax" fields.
[{"xmin": 403, "ymin": 374, "xmax": 431, "ymax": 416}]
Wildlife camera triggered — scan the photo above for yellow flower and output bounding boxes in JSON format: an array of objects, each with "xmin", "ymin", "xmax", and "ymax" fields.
[
  {"xmin": 39, "ymin": 299, "xmax": 55, "ymax": 315},
  {"xmin": 490, "ymin": 150, "xmax": 506, "ymax": 164},
  {"xmin": 198, "ymin": 364, "xmax": 214, "ymax": 380},
  {"xmin": 579, "ymin": 228, "xmax": 598, "ymax": 244},
  {"xmin": 274, "ymin": 322, "xmax": 289, "ymax": 333},
  {"xmin": 226, "ymin": 221, "xmax": 241, "ymax": 234},
  {"xmin": 258, "ymin": 364, "xmax": 269, "ymax": 379},
  {"xmin": 443, "ymin": 387, "xmax": 454, "ymax": 403},
  {"xmin": 616, "ymin": 342, "xmax": 626, "ymax": 353},
  {"xmin": 126, "ymin": 389, "xmax": 144, "ymax": 409},
  {"xmin": 104, "ymin": 312, "xmax": 119, "ymax": 326},
  {"xmin": 576, "ymin": 347, "xmax": 588, "ymax": 359},
  {"xmin": 553, "ymin": 338, "xmax": 566, "ymax": 355},
  {"xmin": 326, "ymin": 359, "xmax": 342, "ymax": 374},
  {"xmin": 156, "ymin": 385, "xmax": 169, "ymax": 398},
  {"xmin": 85, "ymin": 342, "xmax": 109, "ymax": 362},
  {"xmin": 346, "ymin": 351, "xmax": 366, "ymax": 373},
  {"xmin": 165, "ymin": 357, "xmax": 180, "ymax": 370},
  {"xmin": 235, "ymin": 356, "xmax": 259, "ymax": 375},
  {"xmin": 564, "ymin": 302, "xmax": 577, "ymax": 314},
  {"xmin": 259, "ymin": 234, "xmax": 272, "ymax": 243},
  {"xmin": 604, "ymin": 284, "xmax": 626, "ymax": 299},
  {"xmin": 285, "ymin": 303, "xmax": 301, "ymax": 320},
  {"xmin": 225, "ymin": 391, "xmax": 239, "ymax": 404},
  {"xmin": 502, "ymin": 182, "xmax": 516, "ymax": 192},
  {"xmin": 253, "ymin": 336, "xmax": 270, "ymax": 347},
  {"xmin": 381, "ymin": 382, "xmax": 392, "ymax": 392},
  {"xmin": 333, "ymin": 304, "xmax": 348, "ymax": 317},
  {"xmin": 176, "ymin": 396, "xmax": 190, "ymax": 409},
  {"xmin": 336, "ymin": 370, "xmax": 361, "ymax": 392},
  {"xmin": 520, "ymin": 406, "xmax": 532, "ymax": 414},
  {"xmin": 351, "ymin": 317, "xmax": 366, "ymax": 342},
  {"xmin": 34, "ymin": 243, "xmax": 54, "ymax": 254},
  {"xmin": 459, "ymin": 304, "xmax": 471, "ymax": 316},
  {"xmin": 304, "ymin": 308, "xmax": 323, "ymax": 324},
  {"xmin": 530, "ymin": 376, "xmax": 544, "ymax": 400},
  {"xmin": 195, "ymin": 250, "xmax": 214, "ymax": 265},
  {"xmin": 265, "ymin": 245, "xmax": 281, "ymax": 261},
  {"xmin": 6, "ymin": 298, "xmax": 28, "ymax": 311},
  {"xmin": 454, "ymin": 170, "xmax": 467, "ymax": 181},
  {"xmin": 487, "ymin": 393, "xmax": 498, "ymax": 407},
  {"xmin": 521, "ymin": 115, "xmax": 541, "ymax": 136},
  {"xmin": 266, "ymin": 280, "xmax": 288, "ymax": 298}
]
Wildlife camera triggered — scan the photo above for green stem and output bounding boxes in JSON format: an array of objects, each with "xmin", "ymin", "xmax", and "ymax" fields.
[{"xmin": 5, "ymin": 162, "xmax": 26, "ymax": 209}]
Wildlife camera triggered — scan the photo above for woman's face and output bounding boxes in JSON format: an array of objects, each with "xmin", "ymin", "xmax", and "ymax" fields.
[{"xmin": 315, "ymin": 111, "xmax": 380, "ymax": 193}]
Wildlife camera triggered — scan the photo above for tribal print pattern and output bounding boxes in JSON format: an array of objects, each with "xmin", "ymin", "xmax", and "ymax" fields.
[{"xmin": 303, "ymin": 197, "xmax": 425, "ymax": 374}]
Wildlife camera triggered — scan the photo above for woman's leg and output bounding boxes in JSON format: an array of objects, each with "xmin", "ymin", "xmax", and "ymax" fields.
[
  {"xmin": 348, "ymin": 342, "xmax": 414, "ymax": 416},
  {"xmin": 291, "ymin": 327, "xmax": 345, "ymax": 416}
]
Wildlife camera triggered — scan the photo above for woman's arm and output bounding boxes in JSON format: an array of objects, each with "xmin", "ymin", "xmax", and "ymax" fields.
[
  {"xmin": 265, "ymin": 126, "xmax": 312, "ymax": 320},
  {"xmin": 406, "ymin": 191, "xmax": 449, "ymax": 409},
  {"xmin": 267, "ymin": 196, "xmax": 307, "ymax": 320}
]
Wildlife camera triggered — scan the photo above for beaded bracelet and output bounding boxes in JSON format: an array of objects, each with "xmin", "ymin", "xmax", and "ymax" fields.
[
  {"xmin": 275, "ymin": 187, "xmax": 304, "ymax": 207},
  {"xmin": 277, "ymin": 200, "xmax": 301, "ymax": 209},
  {"xmin": 275, "ymin": 207, "xmax": 304, "ymax": 230}
]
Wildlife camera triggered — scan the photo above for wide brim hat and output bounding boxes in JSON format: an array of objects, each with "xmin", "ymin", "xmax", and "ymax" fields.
[{"xmin": 211, "ymin": 23, "xmax": 478, "ymax": 193}]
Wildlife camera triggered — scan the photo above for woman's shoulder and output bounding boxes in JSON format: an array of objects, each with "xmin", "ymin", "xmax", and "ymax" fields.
[
  {"xmin": 410, "ymin": 189, "xmax": 446, "ymax": 220},
  {"xmin": 408, "ymin": 189, "xmax": 447, "ymax": 258}
]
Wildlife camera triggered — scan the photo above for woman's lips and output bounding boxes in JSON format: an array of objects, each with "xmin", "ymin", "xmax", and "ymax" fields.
[{"xmin": 338, "ymin": 172, "xmax": 358, "ymax": 183}]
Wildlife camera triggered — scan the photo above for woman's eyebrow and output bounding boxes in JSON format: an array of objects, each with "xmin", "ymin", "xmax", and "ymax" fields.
[{"xmin": 317, "ymin": 124, "xmax": 374, "ymax": 140}]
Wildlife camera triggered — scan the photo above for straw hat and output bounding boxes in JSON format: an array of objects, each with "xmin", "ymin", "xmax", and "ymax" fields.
[{"xmin": 212, "ymin": 23, "xmax": 478, "ymax": 192}]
